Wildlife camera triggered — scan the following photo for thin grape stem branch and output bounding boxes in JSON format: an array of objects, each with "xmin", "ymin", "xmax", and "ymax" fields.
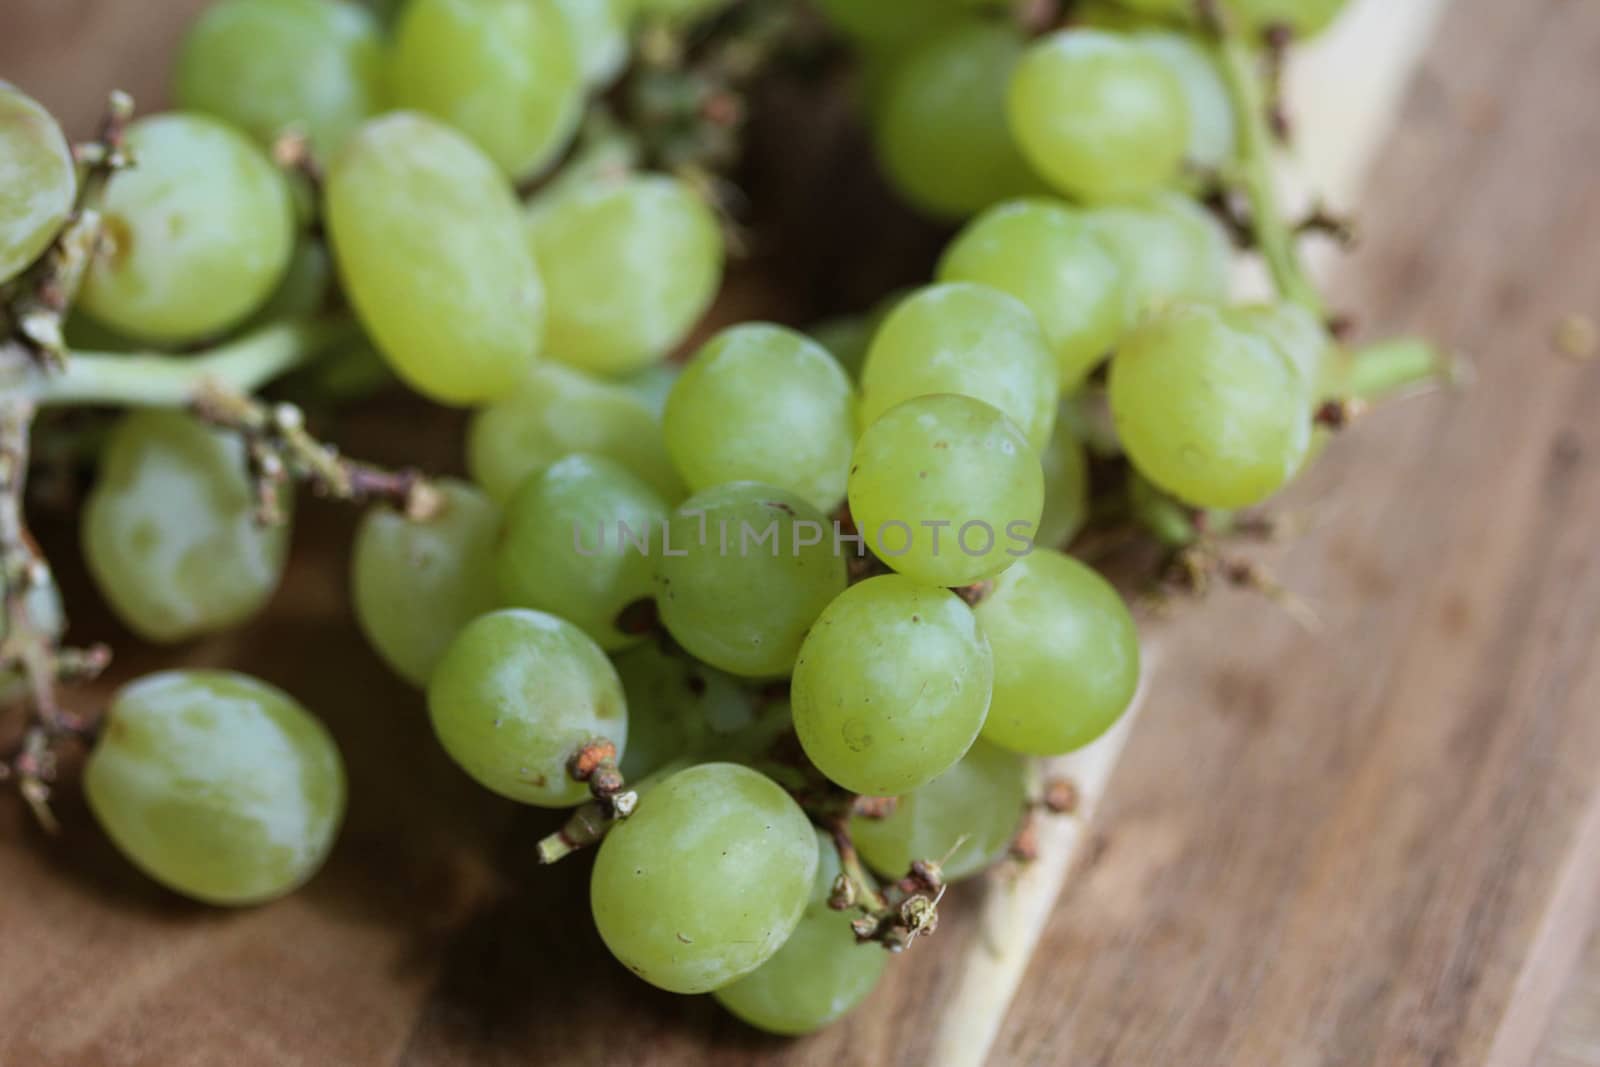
[{"xmin": 1207, "ymin": 5, "xmax": 1327, "ymax": 317}]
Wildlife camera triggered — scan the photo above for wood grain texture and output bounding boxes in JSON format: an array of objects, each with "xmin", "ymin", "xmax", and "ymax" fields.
[{"xmin": 1, "ymin": 0, "xmax": 1598, "ymax": 1065}]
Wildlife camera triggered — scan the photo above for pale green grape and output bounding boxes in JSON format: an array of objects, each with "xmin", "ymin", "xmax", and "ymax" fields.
[
  {"xmin": 1109, "ymin": 303, "xmax": 1312, "ymax": 508},
  {"xmin": 848, "ymin": 395, "xmax": 1044, "ymax": 588},
  {"xmin": 613, "ymin": 642, "xmax": 755, "ymax": 780},
  {"xmin": 83, "ymin": 411, "xmax": 289, "ymax": 644},
  {"xmin": 527, "ymin": 172, "xmax": 723, "ymax": 377},
  {"xmin": 793, "ymin": 575, "xmax": 992, "ymax": 796},
  {"xmin": 326, "ymin": 112, "xmax": 543, "ymax": 405},
  {"xmin": 427, "ymin": 609, "xmax": 627, "ymax": 807},
  {"xmin": 874, "ymin": 20, "xmax": 1042, "ymax": 220},
  {"xmin": 1086, "ymin": 192, "xmax": 1232, "ymax": 323},
  {"xmin": 0, "ymin": 82, "xmax": 75, "ymax": 285},
  {"xmin": 1008, "ymin": 29, "xmax": 1189, "ymax": 202},
  {"xmin": 352, "ymin": 479, "xmax": 500, "ymax": 688},
  {"xmin": 388, "ymin": 0, "xmax": 583, "ymax": 179},
  {"xmin": 665, "ymin": 324, "xmax": 857, "ymax": 513},
  {"xmin": 497, "ymin": 454, "xmax": 669, "ymax": 651},
  {"xmin": 618, "ymin": 361, "xmax": 681, "ymax": 419},
  {"xmin": 653, "ymin": 484, "xmax": 846, "ymax": 678},
  {"xmin": 467, "ymin": 362, "xmax": 684, "ymax": 504},
  {"xmin": 859, "ymin": 283, "xmax": 1058, "ymax": 451},
  {"xmin": 592, "ymin": 762, "xmax": 818, "ymax": 994},
  {"xmin": 1037, "ymin": 410, "xmax": 1090, "ymax": 549},
  {"xmin": 79, "ymin": 114, "xmax": 293, "ymax": 343},
  {"xmin": 937, "ymin": 199, "xmax": 1124, "ymax": 391},
  {"xmin": 174, "ymin": 0, "xmax": 382, "ymax": 157},
  {"xmin": 1135, "ymin": 31, "xmax": 1236, "ymax": 173},
  {"xmin": 1224, "ymin": 301, "xmax": 1334, "ymax": 392},
  {"xmin": 851, "ymin": 739, "xmax": 1025, "ymax": 881},
  {"xmin": 975, "ymin": 549, "xmax": 1140, "ymax": 755},
  {"xmin": 552, "ymin": 0, "xmax": 631, "ymax": 87},
  {"xmin": 714, "ymin": 830, "xmax": 888, "ymax": 1034},
  {"xmin": 84, "ymin": 670, "xmax": 344, "ymax": 906}
]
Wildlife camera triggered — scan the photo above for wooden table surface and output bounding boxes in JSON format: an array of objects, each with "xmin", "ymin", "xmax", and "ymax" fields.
[{"xmin": 3, "ymin": 1, "xmax": 1600, "ymax": 1065}]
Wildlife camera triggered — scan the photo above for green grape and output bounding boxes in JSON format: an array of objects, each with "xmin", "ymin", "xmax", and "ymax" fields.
[
  {"xmin": 613, "ymin": 641, "xmax": 754, "ymax": 780},
  {"xmin": 874, "ymin": 20, "xmax": 1042, "ymax": 220},
  {"xmin": 858, "ymin": 283, "xmax": 1058, "ymax": 451},
  {"xmin": 467, "ymin": 362, "xmax": 685, "ymax": 504},
  {"xmin": 351, "ymin": 479, "xmax": 500, "ymax": 688},
  {"xmin": 848, "ymin": 395, "xmax": 1044, "ymax": 588},
  {"xmin": 1135, "ymin": 31, "xmax": 1236, "ymax": 173},
  {"xmin": 851, "ymin": 739, "xmax": 1025, "ymax": 881},
  {"xmin": 388, "ymin": 0, "xmax": 583, "ymax": 179},
  {"xmin": 618, "ymin": 361, "xmax": 681, "ymax": 419},
  {"xmin": 1037, "ymin": 410, "xmax": 1090, "ymax": 549},
  {"xmin": 665, "ymin": 324, "xmax": 857, "ymax": 513},
  {"xmin": 1223, "ymin": 301, "xmax": 1334, "ymax": 392},
  {"xmin": 1008, "ymin": 29, "xmax": 1189, "ymax": 203},
  {"xmin": 937, "ymin": 199, "xmax": 1124, "ymax": 392},
  {"xmin": 793, "ymin": 575, "xmax": 993, "ymax": 796},
  {"xmin": 714, "ymin": 830, "xmax": 888, "ymax": 1034},
  {"xmin": 592, "ymin": 762, "xmax": 818, "ymax": 994},
  {"xmin": 427, "ymin": 609, "xmax": 628, "ymax": 807},
  {"xmin": 1085, "ymin": 192, "xmax": 1232, "ymax": 323},
  {"xmin": 653, "ymin": 484, "xmax": 847, "ymax": 678},
  {"xmin": 84, "ymin": 670, "xmax": 345, "ymax": 906},
  {"xmin": 975, "ymin": 549, "xmax": 1140, "ymax": 755},
  {"xmin": 174, "ymin": 0, "xmax": 382, "ymax": 157},
  {"xmin": 83, "ymin": 411, "xmax": 289, "ymax": 644},
  {"xmin": 497, "ymin": 454, "xmax": 669, "ymax": 651},
  {"xmin": 326, "ymin": 112, "xmax": 543, "ymax": 405},
  {"xmin": 552, "ymin": 0, "xmax": 631, "ymax": 87},
  {"xmin": 1108, "ymin": 304, "xmax": 1312, "ymax": 508},
  {"xmin": 79, "ymin": 114, "xmax": 293, "ymax": 344},
  {"xmin": 527, "ymin": 172, "xmax": 723, "ymax": 377},
  {"xmin": 0, "ymin": 82, "xmax": 76, "ymax": 285}
]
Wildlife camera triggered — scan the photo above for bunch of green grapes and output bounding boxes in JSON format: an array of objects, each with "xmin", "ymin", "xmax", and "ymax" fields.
[{"xmin": 0, "ymin": 0, "xmax": 1386, "ymax": 1044}]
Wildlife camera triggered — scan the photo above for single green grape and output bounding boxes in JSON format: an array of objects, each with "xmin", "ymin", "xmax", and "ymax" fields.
[
  {"xmin": 592, "ymin": 762, "xmax": 818, "ymax": 994},
  {"xmin": 975, "ymin": 549, "xmax": 1140, "ymax": 755},
  {"xmin": 388, "ymin": 0, "xmax": 583, "ymax": 179},
  {"xmin": 79, "ymin": 114, "xmax": 293, "ymax": 344},
  {"xmin": 174, "ymin": 0, "xmax": 382, "ymax": 157},
  {"xmin": 1008, "ymin": 29, "xmax": 1189, "ymax": 203},
  {"xmin": 427, "ymin": 609, "xmax": 628, "ymax": 807},
  {"xmin": 1085, "ymin": 192, "xmax": 1232, "ymax": 324},
  {"xmin": 848, "ymin": 395, "xmax": 1044, "ymax": 588},
  {"xmin": 1135, "ymin": 31, "xmax": 1236, "ymax": 173},
  {"xmin": 83, "ymin": 411, "xmax": 289, "ymax": 644},
  {"xmin": 937, "ymin": 199, "xmax": 1125, "ymax": 391},
  {"xmin": 1109, "ymin": 304, "xmax": 1313, "ymax": 508},
  {"xmin": 653, "ymin": 484, "xmax": 847, "ymax": 678},
  {"xmin": 851, "ymin": 739, "xmax": 1025, "ymax": 881},
  {"xmin": 613, "ymin": 641, "xmax": 756, "ymax": 780},
  {"xmin": 665, "ymin": 324, "xmax": 857, "ymax": 513},
  {"xmin": 793, "ymin": 575, "xmax": 993, "ymax": 796},
  {"xmin": 326, "ymin": 112, "xmax": 544, "ymax": 405},
  {"xmin": 527, "ymin": 172, "xmax": 723, "ymax": 377},
  {"xmin": 552, "ymin": 0, "xmax": 631, "ymax": 87},
  {"xmin": 467, "ymin": 362, "xmax": 685, "ymax": 504},
  {"xmin": 1037, "ymin": 409, "xmax": 1091, "ymax": 550},
  {"xmin": 351, "ymin": 479, "xmax": 500, "ymax": 688},
  {"xmin": 714, "ymin": 830, "xmax": 888, "ymax": 1034},
  {"xmin": 874, "ymin": 20, "xmax": 1042, "ymax": 220},
  {"xmin": 497, "ymin": 454, "xmax": 669, "ymax": 651},
  {"xmin": 858, "ymin": 283, "xmax": 1058, "ymax": 451},
  {"xmin": 84, "ymin": 670, "xmax": 345, "ymax": 906},
  {"xmin": 0, "ymin": 81, "xmax": 76, "ymax": 285}
]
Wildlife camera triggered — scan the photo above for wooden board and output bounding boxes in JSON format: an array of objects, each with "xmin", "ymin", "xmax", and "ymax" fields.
[{"xmin": 2, "ymin": 0, "xmax": 1599, "ymax": 1065}]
